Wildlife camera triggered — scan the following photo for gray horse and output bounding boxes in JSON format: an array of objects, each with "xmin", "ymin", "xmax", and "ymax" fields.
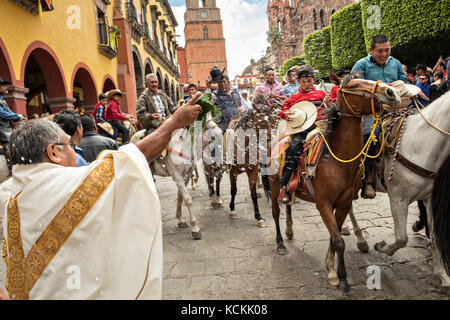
[
  {"xmin": 349, "ymin": 91, "xmax": 450, "ymax": 286},
  {"xmin": 131, "ymin": 128, "xmax": 202, "ymax": 240}
]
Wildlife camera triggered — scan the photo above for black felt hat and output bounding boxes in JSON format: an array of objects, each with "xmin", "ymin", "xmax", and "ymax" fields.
[
  {"xmin": 210, "ymin": 66, "xmax": 227, "ymax": 83},
  {"xmin": 297, "ymin": 65, "xmax": 316, "ymax": 78}
]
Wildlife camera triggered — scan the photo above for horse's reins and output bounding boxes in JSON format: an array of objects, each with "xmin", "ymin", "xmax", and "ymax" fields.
[{"xmin": 316, "ymin": 81, "xmax": 385, "ymax": 174}]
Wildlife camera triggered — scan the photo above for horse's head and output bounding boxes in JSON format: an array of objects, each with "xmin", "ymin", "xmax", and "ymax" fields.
[{"xmin": 338, "ymin": 73, "xmax": 401, "ymax": 116}]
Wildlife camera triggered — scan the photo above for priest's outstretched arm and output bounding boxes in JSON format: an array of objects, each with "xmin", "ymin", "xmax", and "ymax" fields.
[{"xmin": 135, "ymin": 92, "xmax": 201, "ymax": 163}]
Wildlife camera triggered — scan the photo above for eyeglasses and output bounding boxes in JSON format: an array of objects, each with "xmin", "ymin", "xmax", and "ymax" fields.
[
  {"xmin": 54, "ymin": 142, "xmax": 76, "ymax": 150},
  {"xmin": 419, "ymin": 78, "xmax": 428, "ymax": 80}
]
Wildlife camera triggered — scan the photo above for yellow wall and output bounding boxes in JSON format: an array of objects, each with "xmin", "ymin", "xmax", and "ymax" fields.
[
  {"xmin": 0, "ymin": 0, "xmax": 118, "ymax": 95},
  {"xmin": 124, "ymin": 0, "xmax": 181, "ymax": 97}
]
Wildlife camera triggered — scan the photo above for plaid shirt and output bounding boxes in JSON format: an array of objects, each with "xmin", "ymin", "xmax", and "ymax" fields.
[{"xmin": 255, "ymin": 81, "xmax": 285, "ymax": 106}]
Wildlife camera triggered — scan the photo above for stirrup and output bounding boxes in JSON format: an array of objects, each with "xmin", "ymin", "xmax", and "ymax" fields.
[
  {"xmin": 278, "ymin": 186, "xmax": 287, "ymax": 203},
  {"xmin": 282, "ymin": 192, "xmax": 291, "ymax": 205}
]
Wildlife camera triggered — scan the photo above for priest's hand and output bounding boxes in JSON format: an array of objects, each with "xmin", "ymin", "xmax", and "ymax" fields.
[
  {"xmin": 135, "ymin": 92, "xmax": 201, "ymax": 163},
  {"xmin": 171, "ymin": 92, "xmax": 201, "ymax": 128}
]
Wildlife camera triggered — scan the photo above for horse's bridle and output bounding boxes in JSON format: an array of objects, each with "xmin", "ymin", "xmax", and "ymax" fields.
[{"xmin": 339, "ymin": 80, "xmax": 382, "ymax": 117}]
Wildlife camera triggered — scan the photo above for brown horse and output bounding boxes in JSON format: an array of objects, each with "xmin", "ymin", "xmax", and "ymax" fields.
[
  {"xmin": 227, "ymin": 96, "xmax": 277, "ymax": 226},
  {"xmin": 264, "ymin": 75, "xmax": 401, "ymax": 291}
]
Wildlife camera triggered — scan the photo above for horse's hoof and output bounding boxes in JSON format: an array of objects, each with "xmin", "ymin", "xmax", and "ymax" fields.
[
  {"xmin": 412, "ymin": 221, "xmax": 423, "ymax": 233},
  {"xmin": 374, "ymin": 240, "xmax": 387, "ymax": 252},
  {"xmin": 340, "ymin": 227, "xmax": 351, "ymax": 236},
  {"xmin": 229, "ymin": 211, "xmax": 238, "ymax": 220},
  {"xmin": 257, "ymin": 220, "xmax": 267, "ymax": 228},
  {"xmin": 191, "ymin": 231, "xmax": 202, "ymax": 240},
  {"xmin": 178, "ymin": 222, "xmax": 189, "ymax": 229},
  {"xmin": 257, "ymin": 192, "xmax": 262, "ymax": 198},
  {"xmin": 357, "ymin": 241, "xmax": 369, "ymax": 253},
  {"xmin": 338, "ymin": 280, "xmax": 350, "ymax": 292},
  {"xmin": 286, "ymin": 231, "xmax": 294, "ymax": 240},
  {"xmin": 328, "ymin": 276, "xmax": 339, "ymax": 287},
  {"xmin": 277, "ymin": 245, "xmax": 287, "ymax": 255}
]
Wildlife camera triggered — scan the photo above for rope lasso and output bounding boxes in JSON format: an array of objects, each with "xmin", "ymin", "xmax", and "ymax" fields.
[{"xmin": 412, "ymin": 99, "xmax": 450, "ymax": 135}]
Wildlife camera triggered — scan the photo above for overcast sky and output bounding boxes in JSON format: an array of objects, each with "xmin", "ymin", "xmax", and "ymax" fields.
[{"xmin": 168, "ymin": 0, "xmax": 269, "ymax": 78}]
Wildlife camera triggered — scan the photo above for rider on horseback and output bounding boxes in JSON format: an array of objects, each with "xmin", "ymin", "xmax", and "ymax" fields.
[
  {"xmin": 136, "ymin": 74, "xmax": 179, "ymax": 137},
  {"xmin": 278, "ymin": 65, "xmax": 330, "ymax": 204}
]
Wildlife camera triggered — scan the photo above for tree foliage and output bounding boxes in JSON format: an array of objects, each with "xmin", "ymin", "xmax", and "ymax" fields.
[
  {"xmin": 278, "ymin": 56, "xmax": 307, "ymax": 80},
  {"xmin": 303, "ymin": 27, "xmax": 332, "ymax": 79},
  {"xmin": 330, "ymin": 2, "xmax": 367, "ymax": 70}
]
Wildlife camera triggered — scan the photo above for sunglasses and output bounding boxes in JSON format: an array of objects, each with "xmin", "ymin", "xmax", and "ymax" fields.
[
  {"xmin": 54, "ymin": 142, "xmax": 76, "ymax": 150},
  {"xmin": 419, "ymin": 78, "xmax": 428, "ymax": 80}
]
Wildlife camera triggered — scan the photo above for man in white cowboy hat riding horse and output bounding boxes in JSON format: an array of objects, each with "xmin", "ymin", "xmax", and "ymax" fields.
[{"xmin": 278, "ymin": 65, "xmax": 330, "ymax": 204}]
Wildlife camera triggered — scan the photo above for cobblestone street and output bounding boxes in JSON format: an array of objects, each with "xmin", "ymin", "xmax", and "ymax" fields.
[
  {"xmin": 158, "ymin": 165, "xmax": 449, "ymax": 300},
  {"xmin": 1, "ymin": 165, "xmax": 449, "ymax": 300}
]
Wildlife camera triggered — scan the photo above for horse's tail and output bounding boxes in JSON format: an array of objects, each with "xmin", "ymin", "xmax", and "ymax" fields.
[{"xmin": 431, "ymin": 154, "xmax": 450, "ymax": 276}]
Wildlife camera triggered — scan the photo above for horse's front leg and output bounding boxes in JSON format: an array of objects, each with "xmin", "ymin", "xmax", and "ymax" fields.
[
  {"xmin": 215, "ymin": 166, "xmax": 224, "ymax": 208},
  {"xmin": 318, "ymin": 202, "xmax": 350, "ymax": 292},
  {"xmin": 248, "ymin": 167, "xmax": 266, "ymax": 227},
  {"xmin": 229, "ymin": 169, "xmax": 238, "ymax": 219},
  {"xmin": 269, "ymin": 175, "xmax": 286, "ymax": 255},
  {"xmin": 374, "ymin": 195, "xmax": 408, "ymax": 255},
  {"xmin": 167, "ymin": 160, "xmax": 201, "ymax": 240},
  {"xmin": 285, "ymin": 204, "xmax": 293, "ymax": 240},
  {"xmin": 176, "ymin": 189, "xmax": 188, "ymax": 229}
]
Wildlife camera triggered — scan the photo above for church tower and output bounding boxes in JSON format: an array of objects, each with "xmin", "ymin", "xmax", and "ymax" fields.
[{"xmin": 184, "ymin": 0, "xmax": 228, "ymax": 88}]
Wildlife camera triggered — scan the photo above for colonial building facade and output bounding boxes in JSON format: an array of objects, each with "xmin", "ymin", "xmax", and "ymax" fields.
[
  {"xmin": 183, "ymin": 0, "xmax": 228, "ymax": 90},
  {"xmin": 267, "ymin": 0, "xmax": 353, "ymax": 68},
  {"xmin": 0, "ymin": 0, "xmax": 181, "ymax": 118}
]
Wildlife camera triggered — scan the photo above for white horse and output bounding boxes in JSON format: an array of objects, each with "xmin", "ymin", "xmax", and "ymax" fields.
[
  {"xmin": 349, "ymin": 91, "xmax": 450, "ymax": 286},
  {"xmin": 130, "ymin": 128, "xmax": 202, "ymax": 240}
]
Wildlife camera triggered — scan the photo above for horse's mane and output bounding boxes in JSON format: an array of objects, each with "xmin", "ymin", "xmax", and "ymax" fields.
[
  {"xmin": 320, "ymin": 104, "xmax": 341, "ymax": 157},
  {"xmin": 341, "ymin": 71, "xmax": 360, "ymax": 89},
  {"xmin": 235, "ymin": 109, "xmax": 254, "ymax": 131}
]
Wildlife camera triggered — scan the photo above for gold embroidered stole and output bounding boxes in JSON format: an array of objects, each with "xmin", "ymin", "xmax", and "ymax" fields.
[{"xmin": 4, "ymin": 156, "xmax": 114, "ymax": 300}]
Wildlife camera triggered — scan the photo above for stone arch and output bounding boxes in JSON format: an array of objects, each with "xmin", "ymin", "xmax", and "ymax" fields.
[
  {"xmin": 156, "ymin": 68, "xmax": 163, "ymax": 90},
  {"xmin": 131, "ymin": 45, "xmax": 144, "ymax": 97},
  {"xmin": 176, "ymin": 84, "xmax": 180, "ymax": 104},
  {"xmin": 21, "ymin": 41, "xmax": 69, "ymax": 115},
  {"xmin": 71, "ymin": 63, "xmax": 98, "ymax": 113},
  {"xmin": 313, "ymin": 9, "xmax": 318, "ymax": 31},
  {"xmin": 0, "ymin": 37, "xmax": 16, "ymax": 85},
  {"xmin": 102, "ymin": 74, "xmax": 116, "ymax": 93},
  {"xmin": 163, "ymin": 75, "xmax": 170, "ymax": 97},
  {"xmin": 170, "ymin": 81, "xmax": 175, "ymax": 103},
  {"xmin": 144, "ymin": 58, "xmax": 154, "ymax": 78},
  {"xmin": 320, "ymin": 9, "xmax": 325, "ymax": 29}
]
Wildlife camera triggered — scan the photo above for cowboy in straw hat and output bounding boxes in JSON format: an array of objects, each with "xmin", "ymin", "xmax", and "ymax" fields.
[
  {"xmin": 104, "ymin": 89, "xmax": 132, "ymax": 144},
  {"xmin": 278, "ymin": 65, "xmax": 330, "ymax": 204}
]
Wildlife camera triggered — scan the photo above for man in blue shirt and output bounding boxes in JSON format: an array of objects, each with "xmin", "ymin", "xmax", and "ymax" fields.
[
  {"xmin": 283, "ymin": 68, "xmax": 300, "ymax": 98},
  {"xmin": 351, "ymin": 34, "xmax": 407, "ymax": 198},
  {"xmin": 415, "ymin": 76, "xmax": 431, "ymax": 107}
]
